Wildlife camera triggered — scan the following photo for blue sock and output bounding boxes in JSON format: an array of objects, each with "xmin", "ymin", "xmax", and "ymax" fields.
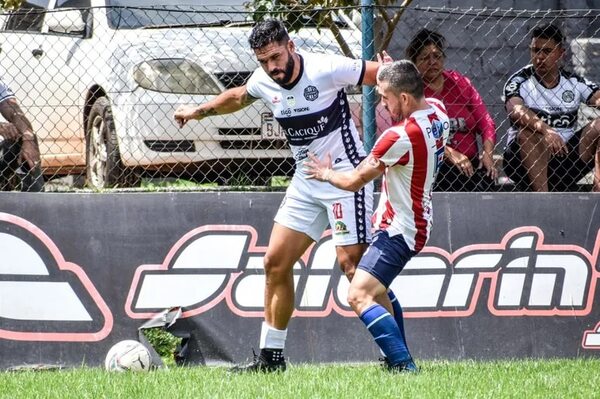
[
  {"xmin": 360, "ymin": 304, "xmax": 410, "ymax": 365},
  {"xmin": 387, "ymin": 290, "xmax": 407, "ymax": 345},
  {"xmin": 388, "ymin": 290, "xmax": 412, "ymax": 360}
]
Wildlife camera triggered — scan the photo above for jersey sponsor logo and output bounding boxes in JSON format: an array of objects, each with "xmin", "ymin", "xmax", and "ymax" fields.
[
  {"xmin": 533, "ymin": 109, "xmax": 578, "ymax": 129},
  {"xmin": 126, "ymin": 223, "xmax": 600, "ymax": 355},
  {"xmin": 334, "ymin": 221, "xmax": 349, "ymax": 235},
  {"xmin": 294, "ymin": 107, "xmax": 309, "ymax": 113},
  {"xmin": 280, "ymin": 108, "xmax": 292, "ymax": 117},
  {"xmin": 304, "ymin": 85, "xmax": 319, "ymax": 101},
  {"xmin": 271, "ymin": 96, "xmax": 281, "ymax": 104},
  {"xmin": 562, "ymin": 90, "xmax": 575, "ymax": 103},
  {"xmin": 0, "ymin": 213, "xmax": 112, "ymax": 342},
  {"xmin": 285, "ymin": 116, "xmax": 328, "ymax": 139}
]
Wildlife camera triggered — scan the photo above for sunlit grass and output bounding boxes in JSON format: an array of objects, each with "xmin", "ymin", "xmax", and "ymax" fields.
[{"xmin": 1, "ymin": 359, "xmax": 599, "ymax": 399}]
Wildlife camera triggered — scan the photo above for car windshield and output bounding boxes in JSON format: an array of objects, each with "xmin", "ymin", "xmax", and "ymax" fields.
[{"xmin": 105, "ymin": 0, "xmax": 250, "ymax": 29}]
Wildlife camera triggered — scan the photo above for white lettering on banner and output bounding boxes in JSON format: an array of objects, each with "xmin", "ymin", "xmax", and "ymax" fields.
[{"xmin": 127, "ymin": 226, "xmax": 600, "ymax": 324}]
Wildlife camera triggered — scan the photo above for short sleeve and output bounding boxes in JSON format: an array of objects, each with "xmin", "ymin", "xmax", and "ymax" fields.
[
  {"xmin": 371, "ymin": 128, "xmax": 410, "ymax": 167},
  {"xmin": 0, "ymin": 79, "xmax": 15, "ymax": 103},
  {"xmin": 503, "ymin": 74, "xmax": 525, "ymax": 102},
  {"xmin": 329, "ymin": 54, "xmax": 366, "ymax": 88},
  {"xmin": 245, "ymin": 69, "xmax": 263, "ymax": 100},
  {"xmin": 576, "ymin": 76, "xmax": 600, "ymax": 105}
]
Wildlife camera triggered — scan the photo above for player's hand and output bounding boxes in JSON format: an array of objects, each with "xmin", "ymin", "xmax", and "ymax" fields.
[
  {"xmin": 376, "ymin": 51, "xmax": 393, "ymax": 65},
  {"xmin": 480, "ymin": 151, "xmax": 498, "ymax": 180},
  {"xmin": 174, "ymin": 105, "xmax": 199, "ymax": 128},
  {"xmin": 544, "ymin": 130, "xmax": 567, "ymax": 156},
  {"xmin": 304, "ymin": 152, "xmax": 333, "ymax": 182},
  {"xmin": 19, "ymin": 136, "xmax": 41, "ymax": 170}
]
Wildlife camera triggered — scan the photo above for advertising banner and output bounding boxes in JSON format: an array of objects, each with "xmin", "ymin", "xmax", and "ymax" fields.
[{"xmin": 0, "ymin": 192, "xmax": 598, "ymax": 368}]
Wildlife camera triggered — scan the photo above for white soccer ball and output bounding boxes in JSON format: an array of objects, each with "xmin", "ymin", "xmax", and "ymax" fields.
[{"xmin": 104, "ymin": 340, "xmax": 152, "ymax": 372}]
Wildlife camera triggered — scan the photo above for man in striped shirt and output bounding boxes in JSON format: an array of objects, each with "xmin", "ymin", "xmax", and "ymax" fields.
[{"xmin": 305, "ymin": 60, "xmax": 449, "ymax": 372}]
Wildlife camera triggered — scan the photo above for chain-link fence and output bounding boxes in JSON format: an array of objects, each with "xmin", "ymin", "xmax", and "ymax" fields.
[{"xmin": 0, "ymin": 2, "xmax": 598, "ymax": 192}]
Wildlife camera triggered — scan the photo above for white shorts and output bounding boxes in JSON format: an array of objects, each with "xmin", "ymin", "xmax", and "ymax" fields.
[{"xmin": 274, "ymin": 179, "xmax": 374, "ymax": 246}]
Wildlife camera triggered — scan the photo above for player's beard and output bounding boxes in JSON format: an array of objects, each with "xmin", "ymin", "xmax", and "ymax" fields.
[{"xmin": 270, "ymin": 52, "xmax": 295, "ymax": 85}]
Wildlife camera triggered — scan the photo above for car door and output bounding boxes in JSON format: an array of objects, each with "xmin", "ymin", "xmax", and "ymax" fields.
[
  {"xmin": 0, "ymin": 1, "xmax": 49, "ymax": 128},
  {"xmin": 36, "ymin": 0, "xmax": 91, "ymax": 173}
]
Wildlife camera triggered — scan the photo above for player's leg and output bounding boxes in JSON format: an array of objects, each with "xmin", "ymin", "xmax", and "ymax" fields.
[
  {"xmin": 517, "ymin": 127, "xmax": 550, "ymax": 191},
  {"xmin": 577, "ymin": 119, "xmax": 600, "ymax": 191},
  {"xmin": 231, "ymin": 193, "xmax": 327, "ymax": 373},
  {"xmin": 348, "ymin": 231, "xmax": 417, "ymax": 373},
  {"xmin": 336, "ymin": 244, "xmax": 393, "ymax": 314}
]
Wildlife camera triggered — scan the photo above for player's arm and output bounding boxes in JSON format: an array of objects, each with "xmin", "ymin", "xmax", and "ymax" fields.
[
  {"xmin": 304, "ymin": 152, "xmax": 384, "ymax": 192},
  {"xmin": 174, "ymin": 85, "xmax": 257, "ymax": 128},
  {"xmin": 361, "ymin": 51, "xmax": 393, "ymax": 86},
  {"xmin": 506, "ymin": 96, "xmax": 566, "ymax": 155}
]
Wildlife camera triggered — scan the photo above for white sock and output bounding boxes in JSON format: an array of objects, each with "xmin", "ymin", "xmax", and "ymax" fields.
[{"xmin": 259, "ymin": 321, "xmax": 287, "ymax": 349}]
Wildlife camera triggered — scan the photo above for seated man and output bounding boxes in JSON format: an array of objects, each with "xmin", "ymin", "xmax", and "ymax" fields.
[
  {"xmin": 503, "ymin": 23, "xmax": 600, "ymax": 192},
  {"xmin": 0, "ymin": 78, "xmax": 44, "ymax": 192}
]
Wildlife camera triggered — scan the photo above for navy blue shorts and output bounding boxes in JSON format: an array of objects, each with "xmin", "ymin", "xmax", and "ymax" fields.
[{"xmin": 357, "ymin": 230, "xmax": 416, "ymax": 288}]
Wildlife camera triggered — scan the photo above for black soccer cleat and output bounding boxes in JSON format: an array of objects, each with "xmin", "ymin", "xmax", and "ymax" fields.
[
  {"xmin": 381, "ymin": 357, "xmax": 419, "ymax": 373},
  {"xmin": 229, "ymin": 349, "xmax": 287, "ymax": 373}
]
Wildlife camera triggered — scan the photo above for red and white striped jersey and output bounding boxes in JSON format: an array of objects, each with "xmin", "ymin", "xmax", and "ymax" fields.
[{"xmin": 371, "ymin": 98, "xmax": 449, "ymax": 252}]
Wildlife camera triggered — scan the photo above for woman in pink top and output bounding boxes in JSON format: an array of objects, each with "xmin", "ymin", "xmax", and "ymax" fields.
[{"xmin": 403, "ymin": 29, "xmax": 498, "ymax": 191}]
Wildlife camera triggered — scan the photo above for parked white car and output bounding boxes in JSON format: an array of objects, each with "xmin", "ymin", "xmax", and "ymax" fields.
[{"xmin": 0, "ymin": 0, "xmax": 361, "ymax": 187}]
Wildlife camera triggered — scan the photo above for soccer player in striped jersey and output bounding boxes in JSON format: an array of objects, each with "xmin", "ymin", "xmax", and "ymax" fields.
[{"xmin": 305, "ymin": 60, "xmax": 449, "ymax": 372}]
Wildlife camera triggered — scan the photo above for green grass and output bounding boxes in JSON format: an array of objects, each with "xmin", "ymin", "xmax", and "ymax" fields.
[{"xmin": 1, "ymin": 359, "xmax": 599, "ymax": 399}]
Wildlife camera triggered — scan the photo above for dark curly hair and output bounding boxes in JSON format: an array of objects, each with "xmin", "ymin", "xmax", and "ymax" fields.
[{"xmin": 248, "ymin": 19, "xmax": 290, "ymax": 49}]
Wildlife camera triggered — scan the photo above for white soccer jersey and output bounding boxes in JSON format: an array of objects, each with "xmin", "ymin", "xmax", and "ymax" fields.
[
  {"xmin": 246, "ymin": 52, "xmax": 367, "ymax": 187},
  {"xmin": 503, "ymin": 65, "xmax": 599, "ymax": 144},
  {"xmin": 0, "ymin": 79, "xmax": 15, "ymax": 104},
  {"xmin": 371, "ymin": 98, "xmax": 449, "ymax": 252}
]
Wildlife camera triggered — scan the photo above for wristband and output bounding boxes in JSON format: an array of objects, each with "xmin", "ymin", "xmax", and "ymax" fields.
[{"xmin": 322, "ymin": 168, "xmax": 332, "ymax": 182}]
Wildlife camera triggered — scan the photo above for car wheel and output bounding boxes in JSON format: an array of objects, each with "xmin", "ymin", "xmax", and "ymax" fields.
[{"xmin": 86, "ymin": 97, "xmax": 140, "ymax": 188}]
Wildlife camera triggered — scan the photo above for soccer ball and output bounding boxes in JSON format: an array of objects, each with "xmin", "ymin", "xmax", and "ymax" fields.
[{"xmin": 104, "ymin": 340, "xmax": 152, "ymax": 372}]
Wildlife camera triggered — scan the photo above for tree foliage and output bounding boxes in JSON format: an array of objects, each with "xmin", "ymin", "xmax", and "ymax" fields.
[
  {"xmin": 246, "ymin": 0, "xmax": 412, "ymax": 58},
  {"xmin": 0, "ymin": 0, "xmax": 22, "ymax": 10}
]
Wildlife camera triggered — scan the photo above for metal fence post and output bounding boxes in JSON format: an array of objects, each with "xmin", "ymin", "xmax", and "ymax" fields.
[{"xmin": 361, "ymin": 0, "xmax": 376, "ymax": 152}]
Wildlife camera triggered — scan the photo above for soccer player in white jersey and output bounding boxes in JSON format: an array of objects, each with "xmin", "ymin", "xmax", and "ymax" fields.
[
  {"xmin": 305, "ymin": 60, "xmax": 449, "ymax": 372},
  {"xmin": 174, "ymin": 20, "xmax": 390, "ymax": 372},
  {"xmin": 503, "ymin": 23, "xmax": 600, "ymax": 192}
]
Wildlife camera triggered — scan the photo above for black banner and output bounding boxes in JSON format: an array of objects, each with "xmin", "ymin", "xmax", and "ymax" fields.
[{"xmin": 0, "ymin": 192, "xmax": 599, "ymax": 368}]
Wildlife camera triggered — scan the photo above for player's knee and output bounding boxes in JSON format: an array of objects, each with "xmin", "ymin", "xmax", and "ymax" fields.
[
  {"xmin": 263, "ymin": 253, "xmax": 291, "ymax": 281},
  {"xmin": 347, "ymin": 284, "xmax": 369, "ymax": 313}
]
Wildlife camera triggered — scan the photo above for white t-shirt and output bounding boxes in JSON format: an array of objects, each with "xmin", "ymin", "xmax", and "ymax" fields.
[
  {"xmin": 0, "ymin": 79, "xmax": 15, "ymax": 104},
  {"xmin": 503, "ymin": 65, "xmax": 599, "ymax": 144},
  {"xmin": 371, "ymin": 98, "xmax": 449, "ymax": 252},
  {"xmin": 246, "ymin": 52, "xmax": 367, "ymax": 198}
]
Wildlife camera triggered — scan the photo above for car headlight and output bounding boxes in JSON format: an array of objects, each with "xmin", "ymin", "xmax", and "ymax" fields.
[{"xmin": 133, "ymin": 59, "xmax": 221, "ymax": 94}]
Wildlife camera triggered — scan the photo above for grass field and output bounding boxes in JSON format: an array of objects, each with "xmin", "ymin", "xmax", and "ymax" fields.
[{"xmin": 1, "ymin": 359, "xmax": 599, "ymax": 399}]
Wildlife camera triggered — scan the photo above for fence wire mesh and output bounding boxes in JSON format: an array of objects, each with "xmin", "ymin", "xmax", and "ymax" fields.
[{"xmin": 0, "ymin": 3, "xmax": 598, "ymax": 192}]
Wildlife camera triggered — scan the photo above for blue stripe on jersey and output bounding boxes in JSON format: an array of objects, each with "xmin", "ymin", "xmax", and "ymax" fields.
[
  {"xmin": 275, "ymin": 98, "xmax": 344, "ymax": 146},
  {"xmin": 331, "ymin": 88, "xmax": 369, "ymax": 243}
]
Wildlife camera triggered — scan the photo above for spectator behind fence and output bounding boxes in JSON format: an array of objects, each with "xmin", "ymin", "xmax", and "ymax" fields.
[
  {"xmin": 503, "ymin": 23, "xmax": 600, "ymax": 192},
  {"xmin": 0, "ymin": 79, "xmax": 44, "ymax": 192},
  {"xmin": 398, "ymin": 28, "xmax": 498, "ymax": 191}
]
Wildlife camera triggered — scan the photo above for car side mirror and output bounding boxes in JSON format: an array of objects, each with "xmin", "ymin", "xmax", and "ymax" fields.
[{"xmin": 46, "ymin": 9, "xmax": 86, "ymax": 36}]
